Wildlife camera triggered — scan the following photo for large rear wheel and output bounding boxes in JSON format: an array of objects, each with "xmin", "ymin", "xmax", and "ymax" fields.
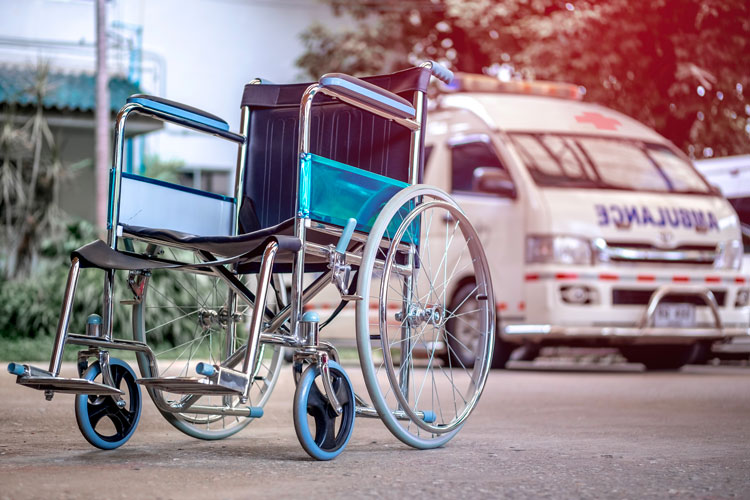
[
  {"xmin": 356, "ymin": 185, "xmax": 495, "ymax": 449},
  {"xmin": 130, "ymin": 243, "xmax": 284, "ymax": 439}
]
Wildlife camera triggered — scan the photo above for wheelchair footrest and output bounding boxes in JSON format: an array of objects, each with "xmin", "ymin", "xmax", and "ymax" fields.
[
  {"xmin": 354, "ymin": 405, "xmax": 435, "ymax": 423},
  {"xmin": 167, "ymin": 404, "xmax": 264, "ymax": 419},
  {"xmin": 8, "ymin": 363, "xmax": 124, "ymax": 396},
  {"xmin": 137, "ymin": 376, "xmax": 244, "ymax": 396}
]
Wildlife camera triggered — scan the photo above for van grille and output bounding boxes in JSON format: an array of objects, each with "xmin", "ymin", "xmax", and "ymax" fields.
[
  {"xmin": 612, "ymin": 289, "xmax": 726, "ymax": 306},
  {"xmin": 596, "ymin": 240, "xmax": 717, "ymax": 266}
]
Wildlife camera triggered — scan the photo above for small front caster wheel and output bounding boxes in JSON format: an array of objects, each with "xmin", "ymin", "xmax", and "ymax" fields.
[
  {"xmin": 293, "ymin": 361, "xmax": 355, "ymax": 460},
  {"xmin": 75, "ymin": 358, "xmax": 142, "ymax": 450}
]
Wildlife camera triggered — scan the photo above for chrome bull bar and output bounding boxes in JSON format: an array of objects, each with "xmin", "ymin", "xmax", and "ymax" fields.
[
  {"xmin": 639, "ymin": 284, "xmax": 722, "ymax": 330},
  {"xmin": 504, "ymin": 284, "xmax": 749, "ymax": 343}
]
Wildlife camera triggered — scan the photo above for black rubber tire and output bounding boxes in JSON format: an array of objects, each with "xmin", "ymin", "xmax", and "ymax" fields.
[
  {"xmin": 511, "ymin": 343, "xmax": 541, "ymax": 362},
  {"xmin": 620, "ymin": 344, "xmax": 696, "ymax": 371},
  {"xmin": 293, "ymin": 361, "xmax": 355, "ymax": 460},
  {"xmin": 74, "ymin": 359, "xmax": 142, "ymax": 450},
  {"xmin": 490, "ymin": 337, "xmax": 514, "ymax": 369},
  {"xmin": 688, "ymin": 341, "xmax": 713, "ymax": 365}
]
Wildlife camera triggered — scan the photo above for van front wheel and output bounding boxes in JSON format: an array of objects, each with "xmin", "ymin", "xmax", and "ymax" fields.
[{"xmin": 620, "ymin": 344, "xmax": 695, "ymax": 371}]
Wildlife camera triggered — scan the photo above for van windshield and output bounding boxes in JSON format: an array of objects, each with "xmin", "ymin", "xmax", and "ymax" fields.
[{"xmin": 509, "ymin": 133, "xmax": 712, "ymax": 194}]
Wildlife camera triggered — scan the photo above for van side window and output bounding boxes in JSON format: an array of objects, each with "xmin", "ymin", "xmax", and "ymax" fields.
[{"xmin": 450, "ymin": 140, "xmax": 506, "ymax": 192}]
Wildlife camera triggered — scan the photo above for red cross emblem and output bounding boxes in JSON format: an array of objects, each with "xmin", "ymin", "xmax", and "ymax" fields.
[{"xmin": 574, "ymin": 112, "xmax": 622, "ymax": 131}]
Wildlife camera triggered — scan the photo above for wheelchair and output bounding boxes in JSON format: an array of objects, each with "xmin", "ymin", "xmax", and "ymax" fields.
[{"xmin": 8, "ymin": 61, "xmax": 495, "ymax": 460}]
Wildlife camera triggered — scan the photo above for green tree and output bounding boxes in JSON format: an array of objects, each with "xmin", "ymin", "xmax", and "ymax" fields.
[
  {"xmin": 297, "ymin": 0, "xmax": 750, "ymax": 158},
  {"xmin": 0, "ymin": 64, "xmax": 72, "ymax": 280}
]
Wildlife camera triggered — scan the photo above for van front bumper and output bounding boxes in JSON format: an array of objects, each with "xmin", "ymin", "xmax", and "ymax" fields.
[
  {"xmin": 514, "ymin": 279, "xmax": 749, "ymax": 345},
  {"xmin": 502, "ymin": 324, "xmax": 750, "ymax": 345}
]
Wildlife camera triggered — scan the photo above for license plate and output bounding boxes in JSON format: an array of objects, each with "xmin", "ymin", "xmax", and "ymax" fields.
[{"xmin": 653, "ymin": 303, "xmax": 696, "ymax": 327}]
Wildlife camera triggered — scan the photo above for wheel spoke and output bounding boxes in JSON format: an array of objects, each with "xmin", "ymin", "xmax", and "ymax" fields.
[{"xmin": 86, "ymin": 399, "xmax": 113, "ymax": 428}]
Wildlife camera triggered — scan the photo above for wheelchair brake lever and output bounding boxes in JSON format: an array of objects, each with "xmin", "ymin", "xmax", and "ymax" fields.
[
  {"xmin": 329, "ymin": 218, "xmax": 362, "ymax": 301},
  {"xmin": 335, "ymin": 218, "xmax": 357, "ymax": 254}
]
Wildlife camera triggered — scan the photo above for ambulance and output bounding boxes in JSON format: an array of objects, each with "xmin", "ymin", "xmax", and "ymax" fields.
[
  {"xmin": 418, "ymin": 73, "xmax": 749, "ymax": 370},
  {"xmin": 312, "ymin": 73, "xmax": 749, "ymax": 370}
]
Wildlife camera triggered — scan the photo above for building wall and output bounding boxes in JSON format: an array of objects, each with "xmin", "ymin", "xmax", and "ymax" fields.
[
  {"xmin": 0, "ymin": 0, "xmax": 347, "ymax": 199},
  {"xmin": 54, "ymin": 127, "xmax": 98, "ymax": 221}
]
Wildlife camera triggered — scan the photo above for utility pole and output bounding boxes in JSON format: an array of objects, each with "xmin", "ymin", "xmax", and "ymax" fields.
[{"xmin": 95, "ymin": 0, "xmax": 109, "ymax": 230}]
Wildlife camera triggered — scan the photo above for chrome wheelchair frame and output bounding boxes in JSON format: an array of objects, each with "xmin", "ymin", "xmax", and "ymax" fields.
[{"xmin": 8, "ymin": 61, "xmax": 496, "ymax": 460}]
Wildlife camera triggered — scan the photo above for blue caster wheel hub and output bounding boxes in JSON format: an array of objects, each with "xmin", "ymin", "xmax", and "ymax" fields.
[
  {"xmin": 293, "ymin": 361, "xmax": 355, "ymax": 460},
  {"xmin": 75, "ymin": 358, "xmax": 142, "ymax": 450}
]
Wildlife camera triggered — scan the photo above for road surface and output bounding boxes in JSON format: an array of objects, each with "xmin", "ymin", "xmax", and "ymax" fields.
[{"xmin": 1, "ymin": 360, "xmax": 749, "ymax": 499}]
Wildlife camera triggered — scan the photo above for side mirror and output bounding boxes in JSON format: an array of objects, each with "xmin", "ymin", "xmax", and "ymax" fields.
[{"xmin": 473, "ymin": 167, "xmax": 517, "ymax": 198}]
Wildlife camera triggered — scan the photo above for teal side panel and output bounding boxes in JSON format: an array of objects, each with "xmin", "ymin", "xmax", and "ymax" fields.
[
  {"xmin": 298, "ymin": 153, "xmax": 312, "ymax": 218},
  {"xmin": 306, "ymin": 154, "xmax": 419, "ymax": 244},
  {"xmin": 107, "ymin": 167, "xmax": 116, "ymax": 230}
]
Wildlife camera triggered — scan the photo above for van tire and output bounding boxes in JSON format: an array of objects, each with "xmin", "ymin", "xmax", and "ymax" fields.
[
  {"xmin": 688, "ymin": 341, "xmax": 713, "ymax": 365},
  {"xmin": 511, "ymin": 343, "xmax": 541, "ymax": 362},
  {"xmin": 491, "ymin": 338, "xmax": 514, "ymax": 369},
  {"xmin": 619, "ymin": 345, "xmax": 695, "ymax": 371},
  {"xmin": 444, "ymin": 283, "xmax": 511, "ymax": 369}
]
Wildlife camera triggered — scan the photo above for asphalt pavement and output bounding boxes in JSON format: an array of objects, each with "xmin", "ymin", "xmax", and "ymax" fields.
[{"xmin": 1, "ymin": 359, "xmax": 749, "ymax": 499}]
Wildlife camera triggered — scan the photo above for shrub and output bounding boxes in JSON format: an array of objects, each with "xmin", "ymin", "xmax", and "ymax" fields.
[{"xmin": 0, "ymin": 220, "xmax": 132, "ymax": 340}]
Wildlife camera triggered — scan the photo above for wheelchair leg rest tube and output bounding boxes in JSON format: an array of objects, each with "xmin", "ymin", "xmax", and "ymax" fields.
[
  {"xmin": 8, "ymin": 260, "xmax": 131, "ymax": 399},
  {"xmin": 240, "ymin": 240, "xmax": 279, "ymax": 400},
  {"xmin": 49, "ymin": 257, "xmax": 82, "ymax": 377}
]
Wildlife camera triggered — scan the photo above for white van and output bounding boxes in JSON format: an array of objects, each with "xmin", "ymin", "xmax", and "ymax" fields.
[
  {"xmin": 313, "ymin": 74, "xmax": 749, "ymax": 370},
  {"xmin": 417, "ymin": 74, "xmax": 749, "ymax": 369}
]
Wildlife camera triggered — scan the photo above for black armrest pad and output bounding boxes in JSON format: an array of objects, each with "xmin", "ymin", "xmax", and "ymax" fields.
[
  {"xmin": 319, "ymin": 73, "xmax": 416, "ymax": 120},
  {"xmin": 127, "ymin": 94, "xmax": 229, "ymax": 131}
]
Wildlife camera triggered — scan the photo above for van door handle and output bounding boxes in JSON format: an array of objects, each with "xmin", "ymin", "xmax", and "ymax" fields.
[{"xmin": 442, "ymin": 213, "xmax": 455, "ymax": 223}]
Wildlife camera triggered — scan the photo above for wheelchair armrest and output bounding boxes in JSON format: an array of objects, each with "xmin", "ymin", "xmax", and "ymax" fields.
[
  {"xmin": 126, "ymin": 94, "xmax": 242, "ymax": 142},
  {"xmin": 318, "ymin": 73, "xmax": 416, "ymax": 121}
]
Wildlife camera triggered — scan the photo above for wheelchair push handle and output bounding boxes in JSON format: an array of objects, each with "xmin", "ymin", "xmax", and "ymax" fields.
[
  {"xmin": 318, "ymin": 73, "xmax": 417, "ymax": 121},
  {"xmin": 316, "ymin": 62, "xmax": 453, "ymax": 128},
  {"xmin": 422, "ymin": 60, "xmax": 454, "ymax": 85}
]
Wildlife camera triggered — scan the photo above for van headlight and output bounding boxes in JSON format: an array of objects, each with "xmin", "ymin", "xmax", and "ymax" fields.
[
  {"xmin": 714, "ymin": 240, "xmax": 742, "ymax": 270},
  {"xmin": 526, "ymin": 235, "xmax": 593, "ymax": 265}
]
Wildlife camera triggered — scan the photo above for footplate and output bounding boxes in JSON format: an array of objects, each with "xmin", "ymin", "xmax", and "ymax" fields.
[
  {"xmin": 8, "ymin": 363, "xmax": 124, "ymax": 396},
  {"xmin": 137, "ymin": 377, "xmax": 244, "ymax": 396}
]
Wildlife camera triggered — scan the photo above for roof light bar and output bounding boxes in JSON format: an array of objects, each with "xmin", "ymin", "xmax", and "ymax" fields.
[{"xmin": 441, "ymin": 73, "xmax": 583, "ymax": 101}]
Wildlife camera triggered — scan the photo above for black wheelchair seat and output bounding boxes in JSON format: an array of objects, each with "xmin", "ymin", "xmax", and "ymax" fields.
[{"xmin": 72, "ymin": 219, "xmax": 301, "ymax": 271}]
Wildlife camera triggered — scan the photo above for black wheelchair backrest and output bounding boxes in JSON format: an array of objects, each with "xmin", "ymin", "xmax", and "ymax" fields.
[{"xmin": 238, "ymin": 66, "xmax": 431, "ymax": 233}]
